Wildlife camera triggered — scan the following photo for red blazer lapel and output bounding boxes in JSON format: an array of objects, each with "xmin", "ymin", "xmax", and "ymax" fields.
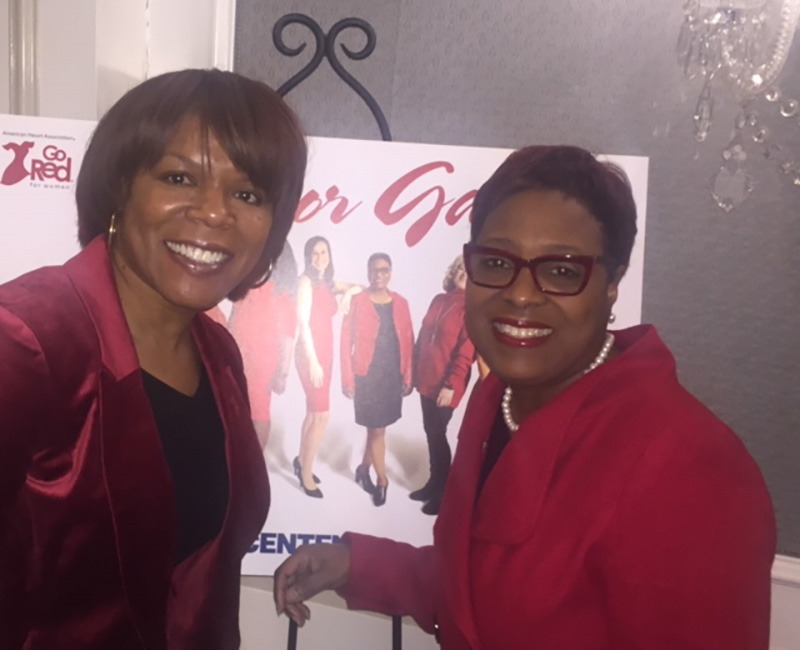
[
  {"xmin": 434, "ymin": 375, "xmax": 504, "ymax": 650},
  {"xmin": 471, "ymin": 374, "xmax": 602, "ymax": 545},
  {"xmin": 63, "ymin": 237, "xmax": 138, "ymax": 380},
  {"xmin": 64, "ymin": 237, "xmax": 174, "ymax": 646},
  {"xmin": 98, "ymin": 370, "xmax": 174, "ymax": 646}
]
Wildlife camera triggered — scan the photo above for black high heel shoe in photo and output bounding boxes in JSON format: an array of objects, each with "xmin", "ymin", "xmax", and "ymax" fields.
[
  {"xmin": 293, "ymin": 458, "xmax": 322, "ymax": 498},
  {"xmin": 298, "ymin": 475, "xmax": 323, "ymax": 499},
  {"xmin": 421, "ymin": 495, "xmax": 441, "ymax": 515},
  {"xmin": 293, "ymin": 456, "xmax": 320, "ymax": 484},
  {"xmin": 373, "ymin": 482, "xmax": 388, "ymax": 507},
  {"xmin": 355, "ymin": 465, "xmax": 376, "ymax": 495},
  {"xmin": 409, "ymin": 482, "xmax": 434, "ymax": 502}
]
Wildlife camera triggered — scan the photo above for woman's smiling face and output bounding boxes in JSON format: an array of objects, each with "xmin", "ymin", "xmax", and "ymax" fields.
[
  {"xmin": 465, "ymin": 189, "xmax": 621, "ymax": 395},
  {"xmin": 310, "ymin": 241, "xmax": 330, "ymax": 276},
  {"xmin": 112, "ymin": 116, "xmax": 273, "ymax": 313}
]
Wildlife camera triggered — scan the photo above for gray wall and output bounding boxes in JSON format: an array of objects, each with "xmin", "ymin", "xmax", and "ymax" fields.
[{"xmin": 235, "ymin": 0, "xmax": 800, "ymax": 556}]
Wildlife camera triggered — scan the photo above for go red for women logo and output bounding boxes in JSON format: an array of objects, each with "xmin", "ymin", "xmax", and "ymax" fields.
[{"xmin": 1, "ymin": 141, "xmax": 74, "ymax": 186}]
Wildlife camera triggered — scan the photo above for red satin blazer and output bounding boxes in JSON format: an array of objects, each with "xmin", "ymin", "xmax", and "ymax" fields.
[
  {"xmin": 0, "ymin": 237, "xmax": 270, "ymax": 649},
  {"xmin": 339, "ymin": 326, "xmax": 776, "ymax": 649}
]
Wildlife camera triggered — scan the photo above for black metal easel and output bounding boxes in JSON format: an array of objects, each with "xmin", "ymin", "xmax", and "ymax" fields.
[
  {"xmin": 277, "ymin": 15, "xmax": 401, "ymax": 648},
  {"xmin": 273, "ymin": 13, "xmax": 393, "ymax": 141}
]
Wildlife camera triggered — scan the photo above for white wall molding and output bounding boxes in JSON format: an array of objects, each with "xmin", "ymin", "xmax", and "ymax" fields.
[
  {"xmin": 773, "ymin": 553, "xmax": 800, "ymax": 587},
  {"xmin": 146, "ymin": 0, "xmax": 215, "ymax": 77},
  {"xmin": 0, "ymin": 0, "xmax": 11, "ymax": 113},
  {"xmin": 95, "ymin": 0, "xmax": 147, "ymax": 118},
  {"xmin": 771, "ymin": 554, "xmax": 800, "ymax": 650},
  {"xmin": 33, "ymin": 0, "xmax": 233, "ymax": 119},
  {"xmin": 95, "ymin": 0, "xmax": 235, "ymax": 116},
  {"xmin": 213, "ymin": 0, "xmax": 237, "ymax": 70},
  {"xmin": 8, "ymin": 0, "xmax": 38, "ymax": 115}
]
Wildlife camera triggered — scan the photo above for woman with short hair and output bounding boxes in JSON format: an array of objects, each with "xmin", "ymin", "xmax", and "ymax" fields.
[
  {"xmin": 342, "ymin": 252, "xmax": 414, "ymax": 507},
  {"xmin": 275, "ymin": 145, "xmax": 775, "ymax": 650}
]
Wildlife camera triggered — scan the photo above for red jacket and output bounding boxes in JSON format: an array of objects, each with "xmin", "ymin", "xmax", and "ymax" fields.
[
  {"xmin": 0, "ymin": 237, "xmax": 269, "ymax": 650},
  {"xmin": 413, "ymin": 290, "xmax": 474, "ymax": 408},
  {"xmin": 339, "ymin": 326, "xmax": 775, "ymax": 649},
  {"xmin": 340, "ymin": 290, "xmax": 414, "ymax": 393}
]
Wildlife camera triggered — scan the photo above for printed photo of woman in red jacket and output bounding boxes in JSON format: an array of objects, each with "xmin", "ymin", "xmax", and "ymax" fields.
[
  {"xmin": 293, "ymin": 236, "xmax": 361, "ymax": 499},
  {"xmin": 228, "ymin": 242, "xmax": 298, "ymax": 449},
  {"xmin": 341, "ymin": 253, "xmax": 414, "ymax": 507},
  {"xmin": 409, "ymin": 255, "xmax": 475, "ymax": 515}
]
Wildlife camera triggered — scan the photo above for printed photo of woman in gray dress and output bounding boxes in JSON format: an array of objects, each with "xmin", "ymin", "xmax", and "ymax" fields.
[{"xmin": 341, "ymin": 253, "xmax": 414, "ymax": 506}]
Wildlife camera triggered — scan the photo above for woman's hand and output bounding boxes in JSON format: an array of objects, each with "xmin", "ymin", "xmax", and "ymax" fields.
[
  {"xmin": 339, "ymin": 285, "xmax": 364, "ymax": 316},
  {"xmin": 309, "ymin": 360, "xmax": 325, "ymax": 388},
  {"xmin": 343, "ymin": 386, "xmax": 355, "ymax": 399},
  {"xmin": 274, "ymin": 543, "xmax": 351, "ymax": 626},
  {"xmin": 436, "ymin": 387, "xmax": 454, "ymax": 407},
  {"xmin": 403, "ymin": 383, "xmax": 413, "ymax": 397}
]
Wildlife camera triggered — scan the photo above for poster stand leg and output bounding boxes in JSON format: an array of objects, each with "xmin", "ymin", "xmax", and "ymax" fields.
[{"xmin": 392, "ymin": 614, "xmax": 402, "ymax": 649}]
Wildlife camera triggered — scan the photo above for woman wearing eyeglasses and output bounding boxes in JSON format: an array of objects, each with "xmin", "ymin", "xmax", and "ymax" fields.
[
  {"xmin": 341, "ymin": 253, "xmax": 414, "ymax": 507},
  {"xmin": 274, "ymin": 146, "xmax": 775, "ymax": 650}
]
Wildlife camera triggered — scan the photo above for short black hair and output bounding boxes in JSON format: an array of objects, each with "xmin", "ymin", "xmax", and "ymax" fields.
[
  {"xmin": 470, "ymin": 145, "xmax": 637, "ymax": 273},
  {"xmin": 367, "ymin": 252, "xmax": 392, "ymax": 270}
]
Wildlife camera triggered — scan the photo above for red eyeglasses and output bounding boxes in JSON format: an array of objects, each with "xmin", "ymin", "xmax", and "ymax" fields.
[{"xmin": 463, "ymin": 243, "xmax": 609, "ymax": 296}]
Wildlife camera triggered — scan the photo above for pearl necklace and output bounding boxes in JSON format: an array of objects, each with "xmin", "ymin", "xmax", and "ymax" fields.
[{"xmin": 501, "ymin": 332, "xmax": 616, "ymax": 433}]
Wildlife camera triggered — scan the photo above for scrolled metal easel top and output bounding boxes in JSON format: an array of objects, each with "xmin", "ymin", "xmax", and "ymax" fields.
[{"xmin": 273, "ymin": 13, "xmax": 393, "ymax": 141}]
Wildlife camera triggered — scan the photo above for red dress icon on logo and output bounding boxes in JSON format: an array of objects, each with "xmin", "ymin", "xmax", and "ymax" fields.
[{"xmin": 1, "ymin": 141, "xmax": 34, "ymax": 185}]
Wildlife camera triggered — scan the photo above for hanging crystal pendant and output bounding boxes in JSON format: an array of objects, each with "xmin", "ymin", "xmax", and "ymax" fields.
[
  {"xmin": 780, "ymin": 99, "xmax": 799, "ymax": 117},
  {"xmin": 712, "ymin": 166, "xmax": 754, "ymax": 211},
  {"xmin": 694, "ymin": 81, "xmax": 715, "ymax": 142},
  {"xmin": 678, "ymin": 0, "xmax": 800, "ymax": 209},
  {"xmin": 722, "ymin": 133, "xmax": 747, "ymax": 161}
]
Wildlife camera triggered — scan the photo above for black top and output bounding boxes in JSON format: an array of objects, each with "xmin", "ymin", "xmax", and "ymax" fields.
[
  {"xmin": 142, "ymin": 370, "xmax": 229, "ymax": 566},
  {"xmin": 370, "ymin": 302, "xmax": 401, "ymax": 376},
  {"xmin": 353, "ymin": 302, "xmax": 404, "ymax": 428},
  {"xmin": 476, "ymin": 406, "xmax": 512, "ymax": 499}
]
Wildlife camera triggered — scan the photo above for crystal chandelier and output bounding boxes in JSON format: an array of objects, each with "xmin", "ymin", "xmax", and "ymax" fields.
[{"xmin": 677, "ymin": 0, "xmax": 800, "ymax": 210}]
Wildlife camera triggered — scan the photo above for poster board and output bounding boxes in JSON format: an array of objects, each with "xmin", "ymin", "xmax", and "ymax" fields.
[{"xmin": 0, "ymin": 115, "xmax": 648, "ymax": 575}]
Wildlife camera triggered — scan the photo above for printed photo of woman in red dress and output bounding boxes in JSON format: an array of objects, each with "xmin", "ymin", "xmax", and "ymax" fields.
[
  {"xmin": 294, "ymin": 236, "xmax": 361, "ymax": 498},
  {"xmin": 409, "ymin": 255, "xmax": 475, "ymax": 515},
  {"xmin": 341, "ymin": 253, "xmax": 414, "ymax": 507},
  {"xmin": 228, "ymin": 242, "xmax": 298, "ymax": 449}
]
